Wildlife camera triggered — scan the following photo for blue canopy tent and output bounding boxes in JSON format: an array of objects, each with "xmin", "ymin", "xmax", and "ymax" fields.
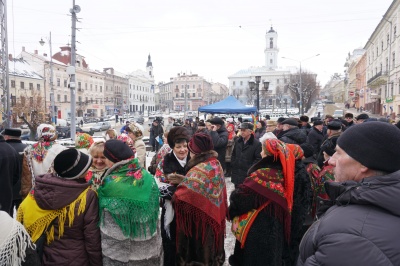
[{"xmin": 198, "ymin": 96, "xmax": 257, "ymax": 114}]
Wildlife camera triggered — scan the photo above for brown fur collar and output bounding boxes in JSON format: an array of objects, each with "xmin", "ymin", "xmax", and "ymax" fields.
[{"xmin": 186, "ymin": 150, "xmax": 218, "ymax": 171}]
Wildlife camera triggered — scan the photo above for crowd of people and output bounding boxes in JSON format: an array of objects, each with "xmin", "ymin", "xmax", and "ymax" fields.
[{"xmin": 1, "ymin": 111, "xmax": 400, "ymax": 266}]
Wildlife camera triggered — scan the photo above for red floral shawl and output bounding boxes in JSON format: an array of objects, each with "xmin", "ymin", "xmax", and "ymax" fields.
[{"xmin": 174, "ymin": 156, "xmax": 227, "ymax": 249}]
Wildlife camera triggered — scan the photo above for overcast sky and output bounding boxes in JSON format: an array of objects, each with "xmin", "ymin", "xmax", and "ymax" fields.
[{"xmin": 8, "ymin": 0, "xmax": 393, "ymax": 87}]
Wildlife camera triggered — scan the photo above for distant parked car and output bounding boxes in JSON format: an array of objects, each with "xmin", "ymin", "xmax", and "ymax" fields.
[
  {"xmin": 333, "ymin": 109, "xmax": 344, "ymax": 118},
  {"xmin": 20, "ymin": 129, "xmax": 31, "ymax": 141},
  {"xmin": 90, "ymin": 122, "xmax": 111, "ymax": 132},
  {"xmin": 134, "ymin": 116, "xmax": 144, "ymax": 125},
  {"xmin": 56, "ymin": 126, "xmax": 93, "ymax": 139}
]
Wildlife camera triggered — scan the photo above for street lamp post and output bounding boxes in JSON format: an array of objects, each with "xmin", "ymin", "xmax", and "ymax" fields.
[
  {"xmin": 39, "ymin": 32, "xmax": 56, "ymax": 124},
  {"xmin": 282, "ymin": 54, "xmax": 320, "ymax": 115},
  {"xmin": 248, "ymin": 76, "xmax": 269, "ymax": 113}
]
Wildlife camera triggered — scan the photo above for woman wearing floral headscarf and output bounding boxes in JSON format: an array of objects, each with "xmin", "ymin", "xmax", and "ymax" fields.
[
  {"xmin": 126, "ymin": 123, "xmax": 146, "ymax": 168},
  {"xmin": 75, "ymin": 133, "xmax": 94, "ymax": 154},
  {"xmin": 20, "ymin": 124, "xmax": 67, "ymax": 199},
  {"xmin": 228, "ymin": 138, "xmax": 311, "ymax": 266}
]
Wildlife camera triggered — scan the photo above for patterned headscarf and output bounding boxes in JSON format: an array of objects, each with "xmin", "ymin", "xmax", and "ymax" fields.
[
  {"xmin": 117, "ymin": 133, "xmax": 136, "ymax": 153},
  {"xmin": 75, "ymin": 133, "xmax": 94, "ymax": 150},
  {"xmin": 36, "ymin": 124, "xmax": 57, "ymax": 141},
  {"xmin": 128, "ymin": 123, "xmax": 143, "ymax": 138},
  {"xmin": 262, "ymin": 139, "xmax": 303, "ymax": 213}
]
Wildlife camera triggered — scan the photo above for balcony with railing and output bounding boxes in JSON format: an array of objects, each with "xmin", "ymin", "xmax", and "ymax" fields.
[{"xmin": 367, "ymin": 71, "xmax": 388, "ymax": 88}]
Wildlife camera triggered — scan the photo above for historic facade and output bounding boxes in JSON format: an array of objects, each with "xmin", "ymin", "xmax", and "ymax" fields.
[{"xmin": 228, "ymin": 27, "xmax": 296, "ymax": 109}]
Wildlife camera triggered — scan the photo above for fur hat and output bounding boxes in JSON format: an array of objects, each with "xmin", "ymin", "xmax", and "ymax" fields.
[
  {"xmin": 300, "ymin": 115, "xmax": 309, "ymax": 123},
  {"xmin": 337, "ymin": 122, "xmax": 400, "ymax": 173},
  {"xmin": 209, "ymin": 117, "xmax": 224, "ymax": 126},
  {"xmin": 103, "ymin": 139, "xmax": 135, "ymax": 163},
  {"xmin": 345, "ymin": 113, "xmax": 354, "ymax": 118},
  {"xmin": 127, "ymin": 123, "xmax": 143, "ymax": 138},
  {"xmin": 281, "ymin": 118, "xmax": 298, "ymax": 127},
  {"xmin": 355, "ymin": 113, "xmax": 369, "ymax": 121},
  {"xmin": 267, "ymin": 120, "xmax": 277, "ymax": 127},
  {"xmin": 188, "ymin": 133, "xmax": 214, "ymax": 155},
  {"xmin": 167, "ymin": 126, "xmax": 189, "ymax": 148},
  {"xmin": 54, "ymin": 149, "xmax": 92, "ymax": 179}
]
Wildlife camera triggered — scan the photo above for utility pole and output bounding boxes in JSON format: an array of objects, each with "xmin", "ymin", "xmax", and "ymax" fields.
[
  {"xmin": 299, "ymin": 62, "xmax": 303, "ymax": 115},
  {"xmin": 184, "ymin": 83, "xmax": 187, "ymax": 121},
  {"xmin": 40, "ymin": 32, "xmax": 55, "ymax": 124},
  {"xmin": 69, "ymin": 0, "xmax": 80, "ymax": 141},
  {"xmin": 0, "ymin": 0, "xmax": 10, "ymax": 128}
]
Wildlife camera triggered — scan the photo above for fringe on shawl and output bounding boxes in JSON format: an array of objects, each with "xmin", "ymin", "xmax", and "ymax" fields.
[
  {"xmin": 240, "ymin": 186, "xmax": 292, "ymax": 243},
  {"xmin": 99, "ymin": 197, "xmax": 159, "ymax": 239},
  {"xmin": 174, "ymin": 200, "xmax": 226, "ymax": 251},
  {"xmin": 17, "ymin": 188, "xmax": 89, "ymax": 245},
  {"xmin": 0, "ymin": 219, "xmax": 35, "ymax": 266}
]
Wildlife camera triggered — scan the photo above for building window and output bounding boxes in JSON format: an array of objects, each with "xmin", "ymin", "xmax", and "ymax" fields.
[
  {"xmin": 78, "ymin": 82, "xmax": 81, "ymax": 89},
  {"xmin": 380, "ymin": 44, "xmax": 382, "ymax": 54},
  {"xmin": 176, "ymin": 93, "xmax": 178, "ymax": 98},
  {"xmin": 57, "ymin": 78, "xmax": 60, "ymax": 86},
  {"xmin": 270, "ymin": 59, "xmax": 273, "ymax": 64},
  {"xmin": 240, "ymin": 81, "xmax": 243, "ymax": 86},
  {"xmin": 20, "ymin": 82, "xmax": 24, "ymax": 89},
  {"xmin": 11, "ymin": 80, "xmax": 15, "ymax": 88},
  {"xmin": 64, "ymin": 95, "xmax": 67, "ymax": 102},
  {"xmin": 277, "ymin": 79, "xmax": 279, "ymax": 84},
  {"xmin": 100, "ymin": 86, "xmax": 102, "ymax": 92},
  {"xmin": 181, "ymin": 93, "xmax": 184, "ymax": 97},
  {"xmin": 393, "ymin": 52, "xmax": 396, "ymax": 70},
  {"xmin": 37, "ymin": 84, "xmax": 40, "ymax": 90},
  {"xmin": 57, "ymin": 94, "xmax": 61, "ymax": 102},
  {"xmin": 386, "ymin": 57, "xmax": 389, "ymax": 72},
  {"xmin": 198, "ymin": 92, "xmax": 201, "ymax": 97},
  {"xmin": 387, "ymin": 34, "xmax": 390, "ymax": 46},
  {"xmin": 85, "ymin": 83, "xmax": 88, "ymax": 89},
  {"xmin": 90, "ymin": 84, "xmax": 93, "ymax": 90},
  {"xmin": 100, "ymin": 99, "xmax": 102, "ymax": 104},
  {"xmin": 29, "ymin": 83, "xmax": 33, "ymax": 90},
  {"xmin": 192, "ymin": 93, "xmax": 195, "ymax": 97},
  {"xmin": 95, "ymin": 85, "xmax": 97, "ymax": 91},
  {"xmin": 394, "ymin": 26, "xmax": 397, "ymax": 38},
  {"xmin": 64, "ymin": 79, "xmax": 67, "ymax": 87},
  {"xmin": 233, "ymin": 81, "xmax": 236, "ymax": 86}
]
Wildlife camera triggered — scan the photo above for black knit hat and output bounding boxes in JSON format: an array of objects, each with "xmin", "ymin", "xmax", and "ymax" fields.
[
  {"xmin": 337, "ymin": 122, "xmax": 400, "ymax": 173},
  {"xmin": 54, "ymin": 149, "xmax": 93, "ymax": 179},
  {"xmin": 167, "ymin": 126, "xmax": 189, "ymax": 148},
  {"xmin": 103, "ymin": 139, "xmax": 134, "ymax": 163},
  {"xmin": 281, "ymin": 118, "xmax": 298, "ymax": 126},
  {"xmin": 300, "ymin": 143, "xmax": 314, "ymax": 158}
]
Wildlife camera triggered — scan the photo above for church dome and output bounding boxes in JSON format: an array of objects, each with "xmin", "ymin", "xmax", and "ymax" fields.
[{"xmin": 267, "ymin": 27, "xmax": 276, "ymax": 33}]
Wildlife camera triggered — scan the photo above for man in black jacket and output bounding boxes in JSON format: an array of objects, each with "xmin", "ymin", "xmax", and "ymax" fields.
[
  {"xmin": 3, "ymin": 128, "xmax": 27, "ymax": 215},
  {"xmin": 298, "ymin": 122, "xmax": 400, "ymax": 266},
  {"xmin": 306, "ymin": 120, "xmax": 324, "ymax": 157},
  {"xmin": 0, "ymin": 135, "xmax": 20, "ymax": 216},
  {"xmin": 209, "ymin": 117, "xmax": 228, "ymax": 170},
  {"xmin": 231, "ymin": 122, "xmax": 262, "ymax": 188},
  {"xmin": 279, "ymin": 118, "xmax": 307, "ymax": 145}
]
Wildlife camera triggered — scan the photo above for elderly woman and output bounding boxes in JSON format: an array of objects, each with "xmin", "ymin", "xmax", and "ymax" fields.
[
  {"xmin": 148, "ymin": 131, "xmax": 171, "ymax": 175},
  {"xmin": 228, "ymin": 138, "xmax": 311, "ymax": 266},
  {"xmin": 173, "ymin": 132, "xmax": 228, "ymax": 265},
  {"xmin": 20, "ymin": 124, "xmax": 67, "ymax": 199},
  {"xmin": 155, "ymin": 126, "xmax": 190, "ymax": 266},
  {"xmin": 125, "ymin": 123, "xmax": 146, "ymax": 168},
  {"xmin": 254, "ymin": 120, "xmax": 267, "ymax": 140},
  {"xmin": 98, "ymin": 139, "xmax": 161, "ymax": 265},
  {"xmin": 17, "ymin": 149, "xmax": 102, "ymax": 265}
]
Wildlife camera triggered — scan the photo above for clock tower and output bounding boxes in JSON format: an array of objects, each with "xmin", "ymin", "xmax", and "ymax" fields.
[{"xmin": 264, "ymin": 27, "xmax": 279, "ymax": 70}]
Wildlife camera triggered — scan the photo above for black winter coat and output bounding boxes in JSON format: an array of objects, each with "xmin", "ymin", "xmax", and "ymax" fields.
[
  {"xmin": 231, "ymin": 134, "xmax": 262, "ymax": 186},
  {"xmin": 298, "ymin": 172, "xmax": 400, "ymax": 266},
  {"xmin": 279, "ymin": 128, "xmax": 307, "ymax": 145},
  {"xmin": 306, "ymin": 128, "xmax": 324, "ymax": 156},
  {"xmin": 209, "ymin": 125, "xmax": 228, "ymax": 170},
  {"xmin": 6, "ymin": 139, "xmax": 27, "ymax": 201},
  {"xmin": 229, "ymin": 157, "xmax": 311, "ymax": 266},
  {"xmin": 0, "ymin": 139, "xmax": 20, "ymax": 215}
]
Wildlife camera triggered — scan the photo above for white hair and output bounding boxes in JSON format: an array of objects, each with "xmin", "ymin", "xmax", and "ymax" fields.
[{"xmin": 259, "ymin": 132, "xmax": 277, "ymax": 144}]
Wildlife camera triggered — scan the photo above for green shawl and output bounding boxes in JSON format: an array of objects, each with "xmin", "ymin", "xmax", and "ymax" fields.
[{"xmin": 98, "ymin": 157, "xmax": 159, "ymax": 239}]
